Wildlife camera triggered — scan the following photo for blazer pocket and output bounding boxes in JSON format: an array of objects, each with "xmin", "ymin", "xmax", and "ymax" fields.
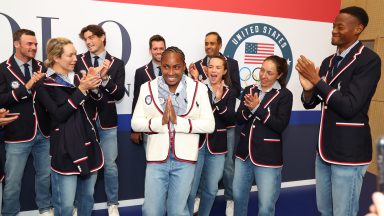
[
  {"xmin": 335, "ymin": 122, "xmax": 365, "ymax": 127},
  {"xmin": 263, "ymin": 138, "xmax": 281, "ymax": 143}
]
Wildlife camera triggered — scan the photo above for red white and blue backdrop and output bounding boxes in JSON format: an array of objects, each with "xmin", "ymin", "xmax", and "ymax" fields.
[{"xmin": 0, "ymin": 0, "xmax": 340, "ymax": 214}]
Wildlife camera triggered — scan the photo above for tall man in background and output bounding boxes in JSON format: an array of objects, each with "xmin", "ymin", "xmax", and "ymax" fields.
[
  {"xmin": 130, "ymin": 34, "xmax": 166, "ymax": 144},
  {"xmin": 0, "ymin": 29, "xmax": 52, "ymax": 216},
  {"xmin": 190, "ymin": 32, "xmax": 240, "ymax": 215},
  {"xmin": 76, "ymin": 24, "xmax": 126, "ymax": 216},
  {"xmin": 296, "ymin": 6, "xmax": 381, "ymax": 216}
]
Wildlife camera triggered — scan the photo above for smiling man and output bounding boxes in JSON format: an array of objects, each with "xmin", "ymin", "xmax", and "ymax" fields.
[
  {"xmin": 296, "ymin": 6, "xmax": 381, "ymax": 216},
  {"xmin": 131, "ymin": 46, "xmax": 215, "ymax": 216},
  {"xmin": 0, "ymin": 29, "xmax": 52, "ymax": 216},
  {"xmin": 75, "ymin": 24, "xmax": 125, "ymax": 216},
  {"xmin": 131, "ymin": 35, "xmax": 166, "ymax": 144}
]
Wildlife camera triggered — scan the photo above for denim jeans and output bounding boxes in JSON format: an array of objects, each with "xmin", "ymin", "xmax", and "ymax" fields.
[
  {"xmin": 142, "ymin": 153, "xmax": 195, "ymax": 216},
  {"xmin": 233, "ymin": 158, "xmax": 282, "ymax": 216},
  {"xmin": 315, "ymin": 154, "xmax": 368, "ymax": 216},
  {"xmin": 2, "ymin": 131, "xmax": 51, "ymax": 216},
  {"xmin": 224, "ymin": 127, "xmax": 235, "ymax": 200},
  {"xmin": 188, "ymin": 144, "xmax": 225, "ymax": 216},
  {"xmin": 98, "ymin": 125, "xmax": 119, "ymax": 205},
  {"xmin": 52, "ymin": 171, "xmax": 97, "ymax": 216}
]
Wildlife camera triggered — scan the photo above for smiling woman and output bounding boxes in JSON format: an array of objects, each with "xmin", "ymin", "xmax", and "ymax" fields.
[{"xmin": 36, "ymin": 37, "xmax": 104, "ymax": 216}]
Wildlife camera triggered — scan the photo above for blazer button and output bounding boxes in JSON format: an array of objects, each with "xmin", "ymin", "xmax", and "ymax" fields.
[{"xmin": 252, "ymin": 125, "xmax": 255, "ymax": 128}]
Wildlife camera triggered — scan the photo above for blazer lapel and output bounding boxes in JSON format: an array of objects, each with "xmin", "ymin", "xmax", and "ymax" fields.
[
  {"xmin": 80, "ymin": 51, "xmax": 93, "ymax": 71},
  {"xmin": 179, "ymin": 77, "xmax": 201, "ymax": 117},
  {"xmin": 328, "ymin": 41, "xmax": 365, "ymax": 85},
  {"xmin": 196, "ymin": 57, "xmax": 208, "ymax": 80},
  {"xmin": 105, "ymin": 52, "xmax": 116, "ymax": 71},
  {"xmin": 145, "ymin": 61, "xmax": 156, "ymax": 81},
  {"xmin": 6, "ymin": 56, "xmax": 27, "ymax": 85},
  {"xmin": 31, "ymin": 59, "xmax": 43, "ymax": 73},
  {"xmin": 148, "ymin": 79, "xmax": 164, "ymax": 113},
  {"xmin": 258, "ymin": 88, "xmax": 280, "ymax": 109}
]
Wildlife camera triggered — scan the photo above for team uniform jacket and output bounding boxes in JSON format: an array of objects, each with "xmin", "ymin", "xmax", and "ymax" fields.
[
  {"xmin": 131, "ymin": 76, "xmax": 215, "ymax": 163},
  {"xmin": 193, "ymin": 54, "xmax": 241, "ymax": 98},
  {"xmin": 199, "ymin": 86, "xmax": 236, "ymax": 154},
  {"xmin": 0, "ymin": 55, "xmax": 50, "ymax": 142},
  {"xmin": 236, "ymin": 85, "xmax": 293, "ymax": 167},
  {"xmin": 302, "ymin": 41, "xmax": 381, "ymax": 165},
  {"xmin": 132, "ymin": 61, "xmax": 157, "ymax": 113},
  {"xmin": 74, "ymin": 51, "xmax": 125, "ymax": 129},
  {"xmin": 36, "ymin": 73, "xmax": 104, "ymax": 175}
]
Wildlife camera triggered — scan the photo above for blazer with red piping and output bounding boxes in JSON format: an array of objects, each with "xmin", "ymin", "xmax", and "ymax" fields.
[
  {"xmin": 0, "ymin": 55, "xmax": 50, "ymax": 142},
  {"xmin": 199, "ymin": 86, "xmax": 237, "ymax": 154},
  {"xmin": 235, "ymin": 85, "xmax": 293, "ymax": 167},
  {"xmin": 74, "ymin": 51, "xmax": 125, "ymax": 129},
  {"xmin": 36, "ymin": 72, "xmax": 104, "ymax": 175},
  {"xmin": 302, "ymin": 41, "xmax": 381, "ymax": 165},
  {"xmin": 131, "ymin": 76, "xmax": 215, "ymax": 163}
]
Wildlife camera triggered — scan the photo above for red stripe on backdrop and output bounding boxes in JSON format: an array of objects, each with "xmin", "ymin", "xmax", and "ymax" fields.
[{"xmin": 97, "ymin": 0, "xmax": 341, "ymax": 23}]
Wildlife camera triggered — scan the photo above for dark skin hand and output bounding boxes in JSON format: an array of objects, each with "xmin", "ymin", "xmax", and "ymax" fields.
[
  {"xmin": 295, "ymin": 55, "xmax": 321, "ymax": 86},
  {"xmin": 130, "ymin": 132, "xmax": 142, "ymax": 144},
  {"xmin": 162, "ymin": 96, "xmax": 177, "ymax": 125}
]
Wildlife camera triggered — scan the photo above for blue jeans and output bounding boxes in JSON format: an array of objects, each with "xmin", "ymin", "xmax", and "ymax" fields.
[
  {"xmin": 224, "ymin": 127, "xmax": 235, "ymax": 200},
  {"xmin": 52, "ymin": 171, "xmax": 97, "ymax": 216},
  {"xmin": 2, "ymin": 131, "xmax": 51, "ymax": 216},
  {"xmin": 98, "ymin": 126, "xmax": 119, "ymax": 205},
  {"xmin": 315, "ymin": 154, "xmax": 368, "ymax": 216},
  {"xmin": 142, "ymin": 153, "xmax": 195, "ymax": 216},
  {"xmin": 188, "ymin": 144, "xmax": 225, "ymax": 216},
  {"xmin": 233, "ymin": 158, "xmax": 282, "ymax": 216}
]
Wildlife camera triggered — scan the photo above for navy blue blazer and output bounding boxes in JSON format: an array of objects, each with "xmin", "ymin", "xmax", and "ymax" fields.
[
  {"xmin": 199, "ymin": 86, "xmax": 237, "ymax": 154},
  {"xmin": 36, "ymin": 73, "xmax": 104, "ymax": 175},
  {"xmin": 0, "ymin": 55, "xmax": 50, "ymax": 142},
  {"xmin": 236, "ymin": 85, "xmax": 293, "ymax": 167},
  {"xmin": 74, "ymin": 51, "xmax": 125, "ymax": 129},
  {"xmin": 302, "ymin": 41, "xmax": 381, "ymax": 165}
]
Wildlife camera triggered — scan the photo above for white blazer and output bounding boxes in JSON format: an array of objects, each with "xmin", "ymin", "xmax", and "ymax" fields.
[{"xmin": 131, "ymin": 76, "xmax": 215, "ymax": 162}]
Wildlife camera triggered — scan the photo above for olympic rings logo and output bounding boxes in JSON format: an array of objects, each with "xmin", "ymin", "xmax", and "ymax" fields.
[{"xmin": 239, "ymin": 66, "xmax": 260, "ymax": 81}]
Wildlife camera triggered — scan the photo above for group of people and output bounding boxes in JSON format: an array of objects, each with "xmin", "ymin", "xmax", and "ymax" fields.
[
  {"xmin": 0, "ymin": 24, "xmax": 124, "ymax": 216},
  {"xmin": 0, "ymin": 5, "xmax": 382, "ymax": 216}
]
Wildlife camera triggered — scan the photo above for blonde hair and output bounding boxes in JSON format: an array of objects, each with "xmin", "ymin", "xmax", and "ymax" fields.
[{"xmin": 44, "ymin": 37, "xmax": 73, "ymax": 68}]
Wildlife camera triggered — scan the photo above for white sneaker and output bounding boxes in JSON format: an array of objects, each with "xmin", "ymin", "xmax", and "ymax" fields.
[
  {"xmin": 108, "ymin": 204, "xmax": 120, "ymax": 216},
  {"xmin": 226, "ymin": 200, "xmax": 234, "ymax": 216},
  {"xmin": 193, "ymin": 197, "xmax": 200, "ymax": 214},
  {"xmin": 72, "ymin": 207, "xmax": 78, "ymax": 216},
  {"xmin": 39, "ymin": 208, "xmax": 54, "ymax": 216}
]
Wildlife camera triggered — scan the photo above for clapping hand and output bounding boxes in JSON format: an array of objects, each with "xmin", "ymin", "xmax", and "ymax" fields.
[
  {"xmin": 25, "ymin": 71, "xmax": 46, "ymax": 90},
  {"xmin": 0, "ymin": 108, "xmax": 19, "ymax": 126},
  {"xmin": 214, "ymin": 80, "xmax": 225, "ymax": 102},
  {"xmin": 189, "ymin": 63, "xmax": 199, "ymax": 80},
  {"xmin": 295, "ymin": 55, "xmax": 321, "ymax": 87},
  {"xmin": 78, "ymin": 70, "xmax": 102, "ymax": 93},
  {"xmin": 244, "ymin": 88, "xmax": 260, "ymax": 111}
]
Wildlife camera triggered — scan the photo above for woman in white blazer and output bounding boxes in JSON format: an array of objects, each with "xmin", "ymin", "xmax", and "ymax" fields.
[{"xmin": 131, "ymin": 46, "xmax": 215, "ymax": 216}]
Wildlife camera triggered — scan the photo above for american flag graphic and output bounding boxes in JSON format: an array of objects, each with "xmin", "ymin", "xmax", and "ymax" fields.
[{"xmin": 244, "ymin": 42, "xmax": 275, "ymax": 64}]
